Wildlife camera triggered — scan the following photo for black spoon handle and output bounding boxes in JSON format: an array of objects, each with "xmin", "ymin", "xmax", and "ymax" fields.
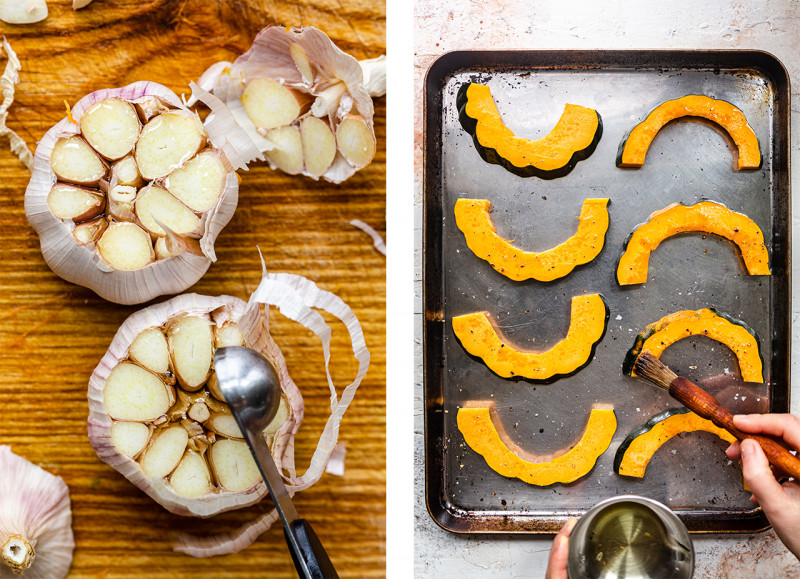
[{"xmin": 285, "ymin": 519, "xmax": 339, "ymax": 579}]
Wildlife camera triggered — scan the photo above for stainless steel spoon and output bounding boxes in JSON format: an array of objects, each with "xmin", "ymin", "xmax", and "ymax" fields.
[{"xmin": 214, "ymin": 346, "xmax": 339, "ymax": 579}]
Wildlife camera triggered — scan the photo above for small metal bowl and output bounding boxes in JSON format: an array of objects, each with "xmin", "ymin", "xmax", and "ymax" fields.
[{"xmin": 567, "ymin": 495, "xmax": 694, "ymax": 579}]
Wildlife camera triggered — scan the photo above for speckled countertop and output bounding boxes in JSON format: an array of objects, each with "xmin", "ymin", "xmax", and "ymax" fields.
[{"xmin": 413, "ymin": 1, "xmax": 800, "ymax": 576}]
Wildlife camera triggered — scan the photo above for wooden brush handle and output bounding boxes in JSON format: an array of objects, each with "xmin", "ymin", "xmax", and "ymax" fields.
[{"xmin": 670, "ymin": 377, "xmax": 800, "ymax": 480}]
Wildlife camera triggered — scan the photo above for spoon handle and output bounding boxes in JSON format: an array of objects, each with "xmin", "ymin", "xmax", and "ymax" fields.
[{"xmin": 285, "ymin": 519, "xmax": 339, "ymax": 579}]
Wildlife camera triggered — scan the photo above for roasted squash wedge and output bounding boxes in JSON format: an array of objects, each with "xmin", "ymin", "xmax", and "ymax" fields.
[
  {"xmin": 454, "ymin": 198, "xmax": 610, "ymax": 282},
  {"xmin": 617, "ymin": 200, "xmax": 770, "ymax": 285},
  {"xmin": 452, "ymin": 294, "xmax": 608, "ymax": 382},
  {"xmin": 614, "ymin": 407, "xmax": 736, "ymax": 478},
  {"xmin": 617, "ymin": 95, "xmax": 761, "ymax": 169},
  {"xmin": 623, "ymin": 308, "xmax": 763, "ymax": 383},
  {"xmin": 458, "ymin": 404, "xmax": 616, "ymax": 485},
  {"xmin": 457, "ymin": 82, "xmax": 602, "ymax": 178}
]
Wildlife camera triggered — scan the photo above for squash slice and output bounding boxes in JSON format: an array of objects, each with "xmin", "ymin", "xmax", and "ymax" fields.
[
  {"xmin": 623, "ymin": 308, "xmax": 763, "ymax": 383},
  {"xmin": 458, "ymin": 404, "xmax": 616, "ymax": 486},
  {"xmin": 454, "ymin": 198, "xmax": 609, "ymax": 282},
  {"xmin": 452, "ymin": 294, "xmax": 608, "ymax": 382},
  {"xmin": 457, "ymin": 82, "xmax": 601, "ymax": 178},
  {"xmin": 614, "ymin": 407, "xmax": 736, "ymax": 478},
  {"xmin": 617, "ymin": 200, "xmax": 770, "ymax": 285},
  {"xmin": 617, "ymin": 95, "xmax": 761, "ymax": 169}
]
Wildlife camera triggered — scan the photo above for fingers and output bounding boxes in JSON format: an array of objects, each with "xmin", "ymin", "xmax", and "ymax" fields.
[
  {"xmin": 726, "ymin": 440, "xmax": 741, "ymax": 460},
  {"xmin": 545, "ymin": 518, "xmax": 577, "ymax": 579},
  {"xmin": 733, "ymin": 414, "xmax": 800, "ymax": 450},
  {"xmin": 740, "ymin": 439, "xmax": 787, "ymax": 514}
]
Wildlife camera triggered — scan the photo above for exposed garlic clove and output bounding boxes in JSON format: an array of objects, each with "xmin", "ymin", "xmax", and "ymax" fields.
[
  {"xmin": 110, "ymin": 421, "xmax": 151, "ymax": 458},
  {"xmin": 135, "ymin": 112, "xmax": 206, "ymax": 180},
  {"xmin": 111, "ymin": 154, "xmax": 143, "ymax": 187},
  {"xmin": 50, "ymin": 136, "xmax": 107, "ymax": 186},
  {"xmin": 167, "ymin": 315, "xmax": 214, "ymax": 391},
  {"xmin": 264, "ymin": 125, "xmax": 303, "ymax": 175},
  {"xmin": 187, "ymin": 401, "xmax": 210, "ymax": 423},
  {"xmin": 170, "ymin": 451, "xmax": 213, "ymax": 498},
  {"xmin": 215, "ymin": 323, "xmax": 245, "ymax": 348},
  {"xmin": 0, "ymin": 0, "xmax": 48, "ymax": 24},
  {"xmin": 154, "ymin": 235, "xmax": 183, "ymax": 260},
  {"xmin": 207, "ymin": 411, "xmax": 243, "ymax": 439},
  {"xmin": 205, "ymin": 372, "xmax": 224, "ymax": 402},
  {"xmin": 72, "ymin": 216, "xmax": 107, "ymax": 246},
  {"xmin": 129, "ymin": 327, "xmax": 170, "ymax": 375},
  {"xmin": 241, "ymin": 78, "xmax": 309, "ymax": 130},
  {"xmin": 103, "ymin": 362, "xmax": 171, "ymax": 421},
  {"xmin": 300, "ymin": 117, "xmax": 336, "ymax": 178},
  {"xmin": 79, "ymin": 98, "xmax": 141, "ymax": 160},
  {"xmin": 289, "ymin": 43, "xmax": 315, "ymax": 84},
  {"xmin": 264, "ymin": 396, "xmax": 289, "ymax": 446},
  {"xmin": 163, "ymin": 150, "xmax": 226, "ymax": 213},
  {"xmin": 336, "ymin": 114, "xmax": 376, "ymax": 169},
  {"xmin": 134, "ymin": 185, "xmax": 200, "ymax": 238},
  {"xmin": 140, "ymin": 426, "xmax": 189, "ymax": 478},
  {"xmin": 209, "ymin": 439, "xmax": 261, "ymax": 492},
  {"xmin": 96, "ymin": 221, "xmax": 154, "ymax": 270},
  {"xmin": 0, "ymin": 446, "xmax": 74, "ymax": 578},
  {"xmin": 47, "ymin": 183, "xmax": 105, "ymax": 222},
  {"xmin": 106, "ymin": 184, "xmax": 138, "ymax": 222}
]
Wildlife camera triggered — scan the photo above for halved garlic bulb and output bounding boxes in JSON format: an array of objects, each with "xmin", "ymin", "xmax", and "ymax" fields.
[
  {"xmin": 88, "ymin": 268, "xmax": 369, "ymax": 557},
  {"xmin": 195, "ymin": 26, "xmax": 385, "ymax": 183},
  {"xmin": 24, "ymin": 81, "xmax": 259, "ymax": 305}
]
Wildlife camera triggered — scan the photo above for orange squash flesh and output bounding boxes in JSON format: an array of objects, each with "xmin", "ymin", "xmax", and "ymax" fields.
[
  {"xmin": 454, "ymin": 198, "xmax": 609, "ymax": 282},
  {"xmin": 452, "ymin": 294, "xmax": 608, "ymax": 381},
  {"xmin": 617, "ymin": 201, "xmax": 770, "ymax": 285},
  {"xmin": 458, "ymin": 405, "xmax": 616, "ymax": 486},
  {"xmin": 617, "ymin": 95, "xmax": 761, "ymax": 169},
  {"xmin": 458, "ymin": 83, "xmax": 601, "ymax": 178},
  {"xmin": 623, "ymin": 308, "xmax": 763, "ymax": 383},
  {"xmin": 615, "ymin": 408, "xmax": 736, "ymax": 478}
]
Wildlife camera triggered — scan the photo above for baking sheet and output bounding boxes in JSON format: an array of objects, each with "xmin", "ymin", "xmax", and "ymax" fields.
[{"xmin": 423, "ymin": 50, "xmax": 790, "ymax": 534}]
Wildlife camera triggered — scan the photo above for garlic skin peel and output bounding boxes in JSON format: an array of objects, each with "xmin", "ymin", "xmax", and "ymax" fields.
[
  {"xmin": 196, "ymin": 26, "xmax": 385, "ymax": 184},
  {"xmin": 24, "ymin": 81, "xmax": 259, "ymax": 305},
  {"xmin": 0, "ymin": 447, "xmax": 74, "ymax": 578}
]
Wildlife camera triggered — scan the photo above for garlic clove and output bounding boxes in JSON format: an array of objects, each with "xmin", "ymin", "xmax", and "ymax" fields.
[
  {"xmin": 289, "ymin": 42, "xmax": 315, "ymax": 84},
  {"xmin": 129, "ymin": 327, "xmax": 170, "ymax": 375},
  {"xmin": 80, "ymin": 98, "xmax": 141, "ymax": 161},
  {"xmin": 335, "ymin": 114, "xmax": 376, "ymax": 169},
  {"xmin": 106, "ymin": 184, "xmax": 138, "ymax": 222},
  {"xmin": 187, "ymin": 400, "xmax": 211, "ymax": 423},
  {"xmin": 46, "ymin": 183, "xmax": 105, "ymax": 222},
  {"xmin": 140, "ymin": 426, "xmax": 189, "ymax": 478},
  {"xmin": 110, "ymin": 154, "xmax": 143, "ymax": 187},
  {"xmin": 110, "ymin": 421, "xmax": 151, "ymax": 458},
  {"xmin": 135, "ymin": 112, "xmax": 207, "ymax": 180},
  {"xmin": 103, "ymin": 362, "xmax": 171, "ymax": 421},
  {"xmin": 134, "ymin": 185, "xmax": 200, "ymax": 238},
  {"xmin": 96, "ymin": 222, "xmax": 154, "ymax": 270},
  {"xmin": 215, "ymin": 323, "xmax": 245, "ymax": 348},
  {"xmin": 167, "ymin": 315, "xmax": 213, "ymax": 391},
  {"xmin": 207, "ymin": 411, "xmax": 243, "ymax": 439},
  {"xmin": 50, "ymin": 136, "xmax": 107, "ymax": 186},
  {"xmin": 170, "ymin": 451, "xmax": 213, "ymax": 498},
  {"xmin": 300, "ymin": 116, "xmax": 336, "ymax": 178},
  {"xmin": 241, "ymin": 78, "xmax": 309, "ymax": 130},
  {"xmin": 72, "ymin": 216, "xmax": 107, "ymax": 246},
  {"xmin": 208, "ymin": 439, "xmax": 261, "ymax": 492},
  {"xmin": 264, "ymin": 396, "xmax": 290, "ymax": 446},
  {"xmin": 264, "ymin": 125, "xmax": 303, "ymax": 175},
  {"xmin": 163, "ymin": 150, "xmax": 226, "ymax": 213},
  {"xmin": 0, "ymin": 0, "xmax": 48, "ymax": 24}
]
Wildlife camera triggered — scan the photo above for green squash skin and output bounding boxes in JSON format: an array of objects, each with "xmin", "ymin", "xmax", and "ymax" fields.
[
  {"xmin": 621, "ymin": 307, "xmax": 764, "ymax": 381},
  {"xmin": 613, "ymin": 406, "xmax": 692, "ymax": 474},
  {"xmin": 455, "ymin": 295, "xmax": 610, "ymax": 384},
  {"xmin": 615, "ymin": 95, "xmax": 763, "ymax": 170},
  {"xmin": 456, "ymin": 82, "xmax": 603, "ymax": 180},
  {"xmin": 614, "ymin": 198, "xmax": 771, "ymax": 287}
]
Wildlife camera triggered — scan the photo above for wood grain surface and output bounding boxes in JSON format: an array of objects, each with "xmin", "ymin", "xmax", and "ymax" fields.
[{"xmin": 0, "ymin": 1, "xmax": 385, "ymax": 577}]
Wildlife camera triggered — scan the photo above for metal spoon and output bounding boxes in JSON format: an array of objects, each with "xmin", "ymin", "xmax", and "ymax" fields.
[{"xmin": 214, "ymin": 346, "xmax": 339, "ymax": 579}]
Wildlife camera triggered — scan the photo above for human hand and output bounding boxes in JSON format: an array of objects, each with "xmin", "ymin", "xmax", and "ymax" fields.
[
  {"xmin": 545, "ymin": 517, "xmax": 577, "ymax": 579},
  {"xmin": 726, "ymin": 413, "xmax": 800, "ymax": 559}
]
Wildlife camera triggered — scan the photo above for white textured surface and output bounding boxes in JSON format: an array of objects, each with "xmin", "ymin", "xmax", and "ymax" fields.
[{"xmin": 413, "ymin": 0, "xmax": 800, "ymax": 576}]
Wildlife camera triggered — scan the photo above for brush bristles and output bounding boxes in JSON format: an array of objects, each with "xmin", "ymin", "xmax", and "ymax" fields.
[{"xmin": 634, "ymin": 352, "xmax": 678, "ymax": 390}]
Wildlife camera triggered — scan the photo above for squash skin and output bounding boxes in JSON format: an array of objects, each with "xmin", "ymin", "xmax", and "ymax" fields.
[
  {"xmin": 454, "ymin": 198, "xmax": 610, "ymax": 282},
  {"xmin": 614, "ymin": 407, "xmax": 736, "ymax": 477},
  {"xmin": 458, "ymin": 404, "xmax": 617, "ymax": 486},
  {"xmin": 617, "ymin": 200, "xmax": 770, "ymax": 285},
  {"xmin": 457, "ymin": 82, "xmax": 602, "ymax": 179},
  {"xmin": 622, "ymin": 307, "xmax": 764, "ymax": 383},
  {"xmin": 452, "ymin": 294, "xmax": 608, "ymax": 382},
  {"xmin": 616, "ymin": 95, "xmax": 761, "ymax": 170}
]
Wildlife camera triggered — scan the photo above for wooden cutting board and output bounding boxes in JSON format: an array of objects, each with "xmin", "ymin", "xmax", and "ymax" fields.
[{"xmin": 0, "ymin": 1, "xmax": 385, "ymax": 577}]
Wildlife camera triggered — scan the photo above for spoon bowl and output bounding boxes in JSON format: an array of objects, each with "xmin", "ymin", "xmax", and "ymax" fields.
[{"xmin": 214, "ymin": 346, "xmax": 281, "ymax": 433}]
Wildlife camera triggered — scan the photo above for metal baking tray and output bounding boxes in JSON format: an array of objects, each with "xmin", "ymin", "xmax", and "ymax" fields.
[{"xmin": 423, "ymin": 50, "xmax": 790, "ymax": 534}]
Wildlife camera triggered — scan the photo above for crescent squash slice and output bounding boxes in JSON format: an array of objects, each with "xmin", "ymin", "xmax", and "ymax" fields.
[
  {"xmin": 458, "ymin": 404, "xmax": 616, "ymax": 486},
  {"xmin": 614, "ymin": 407, "xmax": 736, "ymax": 478},
  {"xmin": 617, "ymin": 200, "xmax": 770, "ymax": 285},
  {"xmin": 454, "ymin": 198, "xmax": 610, "ymax": 282},
  {"xmin": 617, "ymin": 95, "xmax": 761, "ymax": 170},
  {"xmin": 457, "ymin": 82, "xmax": 602, "ymax": 179},
  {"xmin": 623, "ymin": 308, "xmax": 763, "ymax": 383},
  {"xmin": 452, "ymin": 294, "xmax": 608, "ymax": 382}
]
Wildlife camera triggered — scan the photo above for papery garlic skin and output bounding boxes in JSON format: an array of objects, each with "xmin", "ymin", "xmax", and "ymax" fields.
[
  {"xmin": 24, "ymin": 81, "xmax": 258, "ymax": 305},
  {"xmin": 0, "ymin": 447, "xmax": 74, "ymax": 579},
  {"xmin": 197, "ymin": 26, "xmax": 384, "ymax": 184}
]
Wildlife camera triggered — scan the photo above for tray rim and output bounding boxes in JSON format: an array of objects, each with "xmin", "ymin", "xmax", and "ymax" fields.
[{"xmin": 422, "ymin": 48, "xmax": 792, "ymax": 535}]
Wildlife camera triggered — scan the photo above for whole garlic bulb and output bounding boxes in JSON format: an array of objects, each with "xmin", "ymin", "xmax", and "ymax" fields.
[
  {"xmin": 24, "ymin": 81, "xmax": 260, "ymax": 305},
  {"xmin": 196, "ymin": 26, "xmax": 385, "ymax": 184},
  {"xmin": 0, "ymin": 447, "xmax": 74, "ymax": 578}
]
